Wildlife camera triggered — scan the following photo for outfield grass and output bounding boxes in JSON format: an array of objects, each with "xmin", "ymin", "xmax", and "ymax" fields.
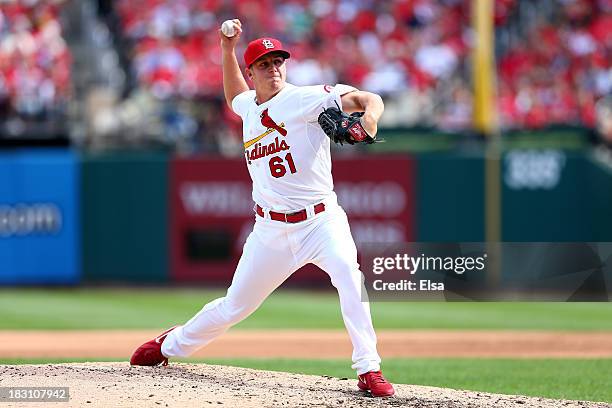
[
  {"xmin": 1, "ymin": 288, "xmax": 611, "ymax": 330},
  {"xmin": 1, "ymin": 357, "xmax": 610, "ymax": 403}
]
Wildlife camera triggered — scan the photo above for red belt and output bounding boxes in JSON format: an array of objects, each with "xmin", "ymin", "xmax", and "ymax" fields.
[{"xmin": 256, "ymin": 203, "xmax": 326, "ymax": 223}]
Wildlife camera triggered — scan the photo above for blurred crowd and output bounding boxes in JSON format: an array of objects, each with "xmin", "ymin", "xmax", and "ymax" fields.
[
  {"xmin": 113, "ymin": 0, "xmax": 476, "ymax": 140},
  {"xmin": 113, "ymin": 0, "xmax": 611, "ymax": 140},
  {"xmin": 497, "ymin": 0, "xmax": 611, "ymax": 129},
  {"xmin": 0, "ymin": 0, "xmax": 71, "ymax": 124},
  {"xmin": 0, "ymin": 0, "xmax": 610, "ymax": 151}
]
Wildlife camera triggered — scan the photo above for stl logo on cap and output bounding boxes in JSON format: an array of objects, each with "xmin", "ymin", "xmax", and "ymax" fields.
[{"xmin": 244, "ymin": 37, "xmax": 290, "ymax": 66}]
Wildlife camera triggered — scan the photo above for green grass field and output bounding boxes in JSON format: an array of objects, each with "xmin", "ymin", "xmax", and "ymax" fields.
[
  {"xmin": 1, "ymin": 288, "xmax": 611, "ymax": 330},
  {"xmin": 1, "ymin": 288, "xmax": 611, "ymax": 402}
]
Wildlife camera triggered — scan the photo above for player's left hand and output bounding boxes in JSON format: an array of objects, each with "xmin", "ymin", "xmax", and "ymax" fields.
[
  {"xmin": 360, "ymin": 112, "xmax": 378, "ymax": 139},
  {"xmin": 317, "ymin": 105, "xmax": 379, "ymax": 145}
]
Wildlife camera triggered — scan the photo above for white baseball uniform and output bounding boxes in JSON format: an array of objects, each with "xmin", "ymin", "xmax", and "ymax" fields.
[{"xmin": 162, "ymin": 82, "xmax": 382, "ymax": 374}]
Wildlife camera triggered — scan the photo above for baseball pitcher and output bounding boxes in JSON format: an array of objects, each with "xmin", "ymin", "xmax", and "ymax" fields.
[{"xmin": 131, "ymin": 19, "xmax": 394, "ymax": 398}]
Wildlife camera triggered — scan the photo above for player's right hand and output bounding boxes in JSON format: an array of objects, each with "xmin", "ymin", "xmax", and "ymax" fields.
[{"xmin": 219, "ymin": 19, "xmax": 242, "ymax": 50}]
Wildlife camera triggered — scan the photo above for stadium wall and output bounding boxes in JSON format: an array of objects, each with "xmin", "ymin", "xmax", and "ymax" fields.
[
  {"xmin": 2, "ymin": 146, "xmax": 612, "ymax": 284},
  {"xmin": 81, "ymin": 151, "xmax": 169, "ymax": 283}
]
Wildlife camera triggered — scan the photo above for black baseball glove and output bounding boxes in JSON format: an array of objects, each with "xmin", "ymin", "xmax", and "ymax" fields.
[{"xmin": 317, "ymin": 103, "xmax": 378, "ymax": 145}]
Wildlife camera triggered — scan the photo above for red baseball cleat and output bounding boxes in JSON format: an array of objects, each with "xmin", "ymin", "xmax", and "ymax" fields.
[
  {"xmin": 130, "ymin": 326, "xmax": 177, "ymax": 366},
  {"xmin": 357, "ymin": 370, "xmax": 395, "ymax": 397}
]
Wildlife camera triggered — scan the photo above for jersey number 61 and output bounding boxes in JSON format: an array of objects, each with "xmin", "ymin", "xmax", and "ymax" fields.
[{"xmin": 269, "ymin": 153, "xmax": 297, "ymax": 178}]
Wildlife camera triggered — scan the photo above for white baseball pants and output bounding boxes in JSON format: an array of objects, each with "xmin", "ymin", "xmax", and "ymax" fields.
[{"xmin": 162, "ymin": 202, "xmax": 381, "ymax": 374}]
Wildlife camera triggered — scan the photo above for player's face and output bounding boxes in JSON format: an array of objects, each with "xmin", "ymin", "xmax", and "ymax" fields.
[{"xmin": 248, "ymin": 53, "xmax": 286, "ymax": 92}]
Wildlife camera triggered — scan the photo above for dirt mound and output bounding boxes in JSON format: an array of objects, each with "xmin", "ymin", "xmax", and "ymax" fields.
[{"xmin": 1, "ymin": 363, "xmax": 610, "ymax": 408}]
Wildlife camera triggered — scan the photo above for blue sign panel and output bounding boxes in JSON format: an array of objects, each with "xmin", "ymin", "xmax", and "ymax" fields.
[{"xmin": 0, "ymin": 149, "xmax": 80, "ymax": 285}]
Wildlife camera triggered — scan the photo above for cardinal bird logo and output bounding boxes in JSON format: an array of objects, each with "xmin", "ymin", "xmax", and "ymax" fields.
[{"xmin": 260, "ymin": 109, "xmax": 287, "ymax": 136}]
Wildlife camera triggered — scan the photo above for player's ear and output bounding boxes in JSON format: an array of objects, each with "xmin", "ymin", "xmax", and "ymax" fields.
[{"xmin": 245, "ymin": 67, "xmax": 253, "ymax": 80}]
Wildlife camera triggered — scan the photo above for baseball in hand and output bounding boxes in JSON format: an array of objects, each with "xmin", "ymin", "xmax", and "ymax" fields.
[{"xmin": 221, "ymin": 20, "xmax": 236, "ymax": 37}]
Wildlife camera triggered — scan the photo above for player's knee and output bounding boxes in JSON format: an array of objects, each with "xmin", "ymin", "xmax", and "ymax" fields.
[
  {"xmin": 337, "ymin": 259, "xmax": 359, "ymax": 275},
  {"xmin": 327, "ymin": 261, "xmax": 360, "ymax": 287},
  {"xmin": 226, "ymin": 306, "xmax": 251, "ymax": 323},
  {"xmin": 221, "ymin": 298, "xmax": 259, "ymax": 324}
]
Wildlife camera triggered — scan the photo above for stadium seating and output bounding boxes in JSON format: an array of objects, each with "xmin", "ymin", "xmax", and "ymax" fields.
[
  {"xmin": 112, "ymin": 0, "xmax": 610, "ymax": 134},
  {"xmin": 0, "ymin": 0, "xmax": 71, "ymax": 140}
]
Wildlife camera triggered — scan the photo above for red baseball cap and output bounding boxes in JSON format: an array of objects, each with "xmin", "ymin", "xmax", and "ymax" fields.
[{"xmin": 244, "ymin": 37, "xmax": 290, "ymax": 67}]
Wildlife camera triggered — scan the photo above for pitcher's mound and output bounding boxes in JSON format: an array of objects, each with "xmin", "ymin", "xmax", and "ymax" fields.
[{"xmin": 0, "ymin": 363, "xmax": 608, "ymax": 407}]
